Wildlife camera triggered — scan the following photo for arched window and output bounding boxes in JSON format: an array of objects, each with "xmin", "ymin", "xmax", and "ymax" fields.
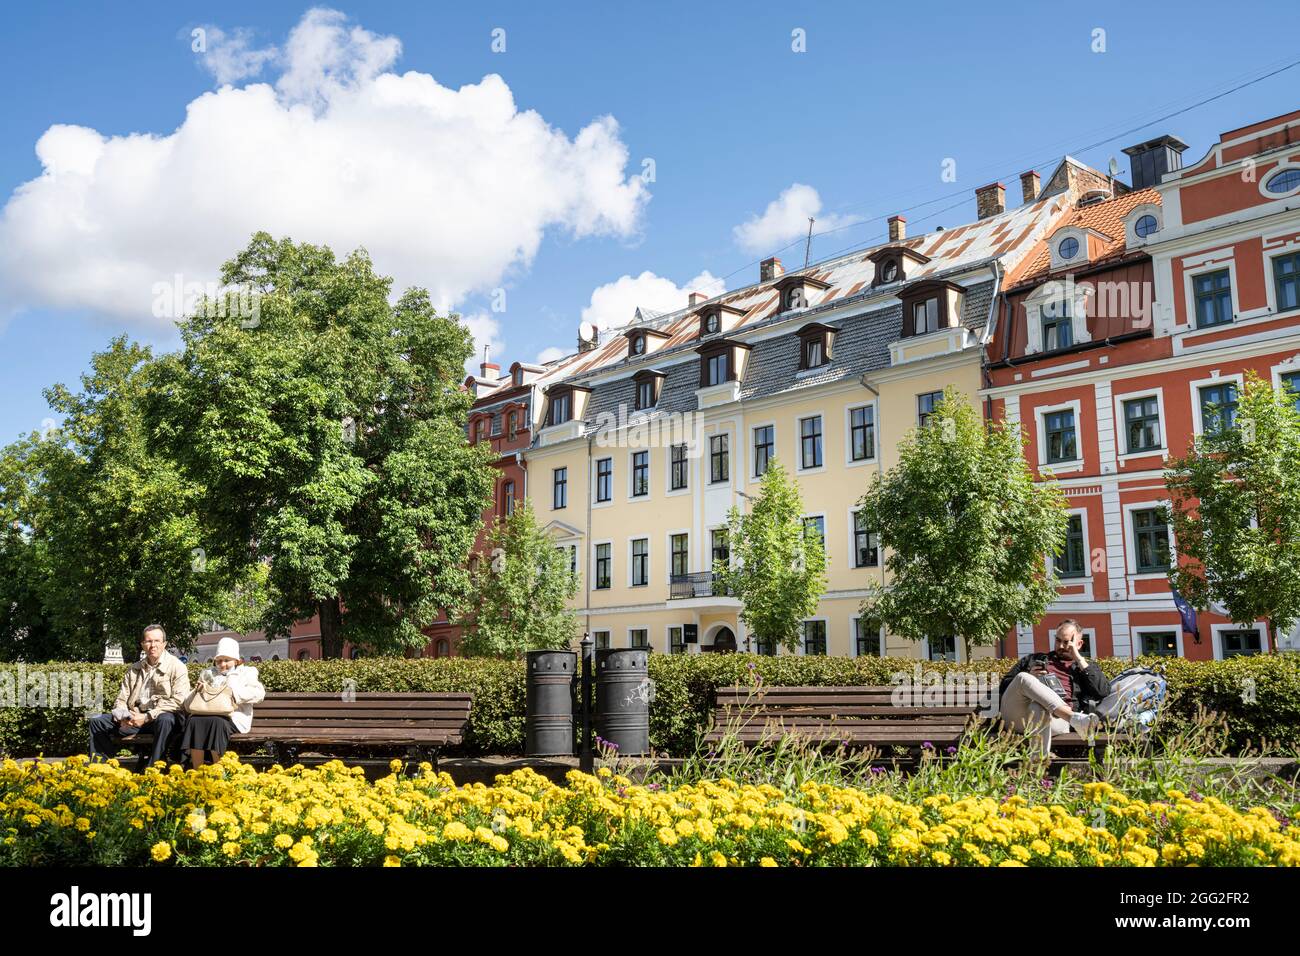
[
  {"xmin": 1265, "ymin": 168, "xmax": 1300, "ymax": 195},
  {"xmin": 297, "ymin": 649, "xmax": 309, "ymax": 661},
  {"xmin": 349, "ymin": 647, "xmax": 362, "ymax": 660},
  {"xmin": 435, "ymin": 639, "xmax": 450, "ymax": 658}
]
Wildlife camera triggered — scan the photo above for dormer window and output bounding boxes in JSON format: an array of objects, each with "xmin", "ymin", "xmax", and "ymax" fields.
[
  {"xmin": 1047, "ymin": 226, "xmax": 1100, "ymax": 270},
  {"xmin": 1042, "ymin": 300, "xmax": 1072, "ymax": 350},
  {"xmin": 795, "ymin": 322, "xmax": 836, "ymax": 370},
  {"xmin": 548, "ymin": 392, "xmax": 571, "ymax": 426},
  {"xmin": 897, "ymin": 280, "xmax": 965, "ymax": 338},
  {"xmin": 696, "ymin": 338, "xmax": 752, "ymax": 389},
  {"xmin": 773, "ymin": 274, "xmax": 831, "ymax": 315},
  {"xmin": 624, "ymin": 327, "xmax": 670, "ymax": 359},
  {"xmin": 632, "ymin": 369, "xmax": 666, "ymax": 411},
  {"xmin": 696, "ymin": 303, "xmax": 744, "ymax": 339},
  {"xmin": 913, "ymin": 298, "xmax": 939, "ymax": 335},
  {"xmin": 706, "ymin": 352, "xmax": 728, "ymax": 386},
  {"xmin": 1124, "ymin": 203, "xmax": 1163, "ymax": 246},
  {"xmin": 1058, "ymin": 237, "xmax": 1079, "ymax": 260},
  {"xmin": 867, "ymin": 245, "xmax": 930, "ymax": 287}
]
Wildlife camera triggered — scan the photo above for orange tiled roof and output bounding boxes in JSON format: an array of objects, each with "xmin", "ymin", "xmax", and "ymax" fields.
[{"xmin": 1013, "ymin": 187, "xmax": 1160, "ymax": 285}]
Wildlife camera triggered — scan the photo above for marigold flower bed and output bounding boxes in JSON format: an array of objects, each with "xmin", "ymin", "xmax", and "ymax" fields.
[{"xmin": 2, "ymin": 755, "xmax": 1297, "ymax": 867}]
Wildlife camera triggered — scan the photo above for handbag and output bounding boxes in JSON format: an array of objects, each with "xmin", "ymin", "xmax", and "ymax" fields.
[{"xmin": 184, "ymin": 680, "xmax": 236, "ymax": 716}]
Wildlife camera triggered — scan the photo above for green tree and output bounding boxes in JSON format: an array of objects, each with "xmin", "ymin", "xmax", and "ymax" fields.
[
  {"xmin": 149, "ymin": 233, "xmax": 495, "ymax": 657},
  {"xmin": 1165, "ymin": 372, "xmax": 1300, "ymax": 650},
  {"xmin": 455, "ymin": 502, "xmax": 578, "ymax": 657},
  {"xmin": 715, "ymin": 459, "xmax": 827, "ymax": 653},
  {"xmin": 857, "ymin": 388, "xmax": 1069, "ymax": 660},
  {"xmin": 0, "ymin": 338, "xmax": 236, "ymax": 660}
]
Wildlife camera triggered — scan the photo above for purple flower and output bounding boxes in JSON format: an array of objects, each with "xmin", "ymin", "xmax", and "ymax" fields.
[
  {"xmin": 1189, "ymin": 790, "xmax": 1202, "ymax": 802},
  {"xmin": 648, "ymin": 782, "xmax": 663, "ymax": 791},
  {"xmin": 945, "ymin": 746, "xmax": 957, "ymax": 755},
  {"xmin": 921, "ymin": 741, "xmax": 934, "ymax": 750},
  {"xmin": 1041, "ymin": 778, "xmax": 1054, "ymax": 790},
  {"xmin": 870, "ymin": 766, "xmax": 885, "ymax": 775}
]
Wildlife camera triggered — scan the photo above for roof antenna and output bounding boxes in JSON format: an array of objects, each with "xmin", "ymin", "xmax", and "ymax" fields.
[{"xmin": 803, "ymin": 217, "xmax": 815, "ymax": 268}]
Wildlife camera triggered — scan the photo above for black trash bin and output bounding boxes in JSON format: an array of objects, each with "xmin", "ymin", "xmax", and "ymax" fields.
[
  {"xmin": 594, "ymin": 647, "xmax": 652, "ymax": 755},
  {"xmin": 526, "ymin": 650, "xmax": 576, "ymax": 756}
]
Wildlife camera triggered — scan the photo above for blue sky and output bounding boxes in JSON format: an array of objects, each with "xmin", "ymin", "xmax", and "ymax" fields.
[{"xmin": 1, "ymin": 1, "xmax": 1297, "ymax": 445}]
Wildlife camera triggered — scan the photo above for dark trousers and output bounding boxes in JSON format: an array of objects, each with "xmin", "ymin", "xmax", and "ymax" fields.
[{"xmin": 87, "ymin": 711, "xmax": 181, "ymax": 769}]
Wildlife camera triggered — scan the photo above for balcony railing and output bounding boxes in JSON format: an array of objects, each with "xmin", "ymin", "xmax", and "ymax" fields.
[{"xmin": 669, "ymin": 572, "xmax": 732, "ymax": 600}]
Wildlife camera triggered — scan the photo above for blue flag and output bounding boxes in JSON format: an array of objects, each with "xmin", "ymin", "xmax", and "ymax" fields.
[{"xmin": 1171, "ymin": 588, "xmax": 1200, "ymax": 643}]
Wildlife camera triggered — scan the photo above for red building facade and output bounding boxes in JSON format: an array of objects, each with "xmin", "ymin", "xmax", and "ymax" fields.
[{"xmin": 984, "ymin": 112, "xmax": 1300, "ymax": 660}]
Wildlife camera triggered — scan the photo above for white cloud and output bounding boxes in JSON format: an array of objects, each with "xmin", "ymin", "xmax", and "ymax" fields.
[
  {"xmin": 196, "ymin": 25, "xmax": 279, "ymax": 85},
  {"xmin": 536, "ymin": 346, "xmax": 569, "ymax": 364},
  {"xmin": 731, "ymin": 183, "xmax": 862, "ymax": 256},
  {"xmin": 579, "ymin": 269, "xmax": 726, "ymax": 331},
  {"xmin": 460, "ymin": 312, "xmax": 504, "ymax": 377},
  {"xmin": 0, "ymin": 8, "xmax": 648, "ymax": 327}
]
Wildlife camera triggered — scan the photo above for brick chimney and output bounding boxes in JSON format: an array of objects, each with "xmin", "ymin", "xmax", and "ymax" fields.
[
  {"xmin": 688, "ymin": 291, "xmax": 709, "ymax": 307},
  {"xmin": 760, "ymin": 257, "xmax": 785, "ymax": 282},
  {"xmin": 479, "ymin": 346, "xmax": 499, "ymax": 380},
  {"xmin": 887, "ymin": 215, "xmax": 906, "ymax": 242},
  {"xmin": 975, "ymin": 182, "xmax": 1006, "ymax": 220},
  {"xmin": 1020, "ymin": 170, "xmax": 1041, "ymax": 204}
]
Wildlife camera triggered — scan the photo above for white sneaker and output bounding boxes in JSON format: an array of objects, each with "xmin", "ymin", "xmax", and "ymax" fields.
[{"xmin": 1068, "ymin": 711, "xmax": 1098, "ymax": 736}]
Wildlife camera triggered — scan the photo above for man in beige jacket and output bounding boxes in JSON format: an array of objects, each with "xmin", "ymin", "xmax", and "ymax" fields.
[{"xmin": 87, "ymin": 624, "xmax": 191, "ymax": 768}]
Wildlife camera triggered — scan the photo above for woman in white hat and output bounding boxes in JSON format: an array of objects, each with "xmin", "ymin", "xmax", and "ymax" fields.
[{"xmin": 181, "ymin": 636, "xmax": 266, "ymax": 767}]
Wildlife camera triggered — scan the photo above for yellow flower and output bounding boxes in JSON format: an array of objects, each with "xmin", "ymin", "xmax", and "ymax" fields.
[
  {"xmin": 709, "ymin": 851, "xmax": 727, "ymax": 867},
  {"xmin": 1030, "ymin": 839, "xmax": 1051, "ymax": 856},
  {"xmin": 150, "ymin": 841, "xmax": 172, "ymax": 862},
  {"xmin": 389, "ymin": 759, "xmax": 402, "ymax": 774},
  {"xmin": 74, "ymin": 817, "xmax": 91, "ymax": 832},
  {"xmin": 657, "ymin": 827, "xmax": 679, "ymax": 848},
  {"xmin": 274, "ymin": 833, "xmax": 294, "ymax": 849},
  {"xmin": 932, "ymin": 851, "xmax": 952, "ymax": 866},
  {"xmin": 198, "ymin": 828, "xmax": 218, "ymax": 844},
  {"xmin": 221, "ymin": 842, "xmax": 240, "ymax": 858},
  {"xmin": 759, "ymin": 857, "xmax": 778, "ymax": 867},
  {"xmin": 384, "ymin": 855, "xmax": 401, "ymax": 867}
]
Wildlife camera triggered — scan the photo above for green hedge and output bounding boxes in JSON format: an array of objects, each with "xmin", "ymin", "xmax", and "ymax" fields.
[{"xmin": 2, "ymin": 654, "xmax": 1298, "ymax": 759}]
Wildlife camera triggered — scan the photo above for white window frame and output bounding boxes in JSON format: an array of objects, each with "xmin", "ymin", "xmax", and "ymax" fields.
[
  {"xmin": 1270, "ymin": 354, "xmax": 1300, "ymax": 397},
  {"xmin": 847, "ymin": 505, "xmax": 880, "ymax": 570},
  {"xmin": 1113, "ymin": 386, "xmax": 1168, "ymax": 461},
  {"xmin": 626, "ymin": 626, "xmax": 650, "ymax": 650},
  {"xmin": 591, "ymin": 629, "xmax": 612, "ymax": 650},
  {"xmin": 1051, "ymin": 506, "xmax": 1093, "ymax": 590},
  {"xmin": 1049, "ymin": 226, "xmax": 1091, "ymax": 270},
  {"xmin": 1132, "ymin": 625, "xmax": 1184, "ymax": 660},
  {"xmin": 665, "ymin": 529, "xmax": 691, "ymax": 581},
  {"xmin": 551, "ymin": 466, "xmax": 569, "ymax": 511},
  {"xmin": 1122, "ymin": 500, "xmax": 1175, "ymax": 580},
  {"xmin": 592, "ymin": 456, "xmax": 615, "ymax": 510},
  {"xmin": 627, "ymin": 535, "xmax": 651, "ymax": 588},
  {"xmin": 665, "ymin": 624, "xmax": 689, "ymax": 655},
  {"xmin": 664, "ymin": 442, "xmax": 691, "ymax": 498},
  {"xmin": 591, "ymin": 539, "xmax": 614, "ymax": 592},
  {"xmin": 1124, "ymin": 203, "xmax": 1164, "ymax": 248},
  {"xmin": 1182, "ymin": 257, "xmax": 1240, "ymax": 333},
  {"xmin": 1263, "ymin": 240, "xmax": 1300, "ymax": 317},
  {"xmin": 1211, "ymin": 622, "xmax": 1269, "ymax": 660},
  {"xmin": 794, "ymin": 411, "xmax": 828, "ymax": 475},
  {"xmin": 796, "ymin": 616, "xmax": 830, "ymax": 656},
  {"xmin": 1023, "ymin": 280, "xmax": 1092, "ymax": 355},
  {"xmin": 801, "ymin": 512, "xmax": 828, "ymax": 557},
  {"xmin": 749, "ymin": 420, "xmax": 778, "ymax": 484},
  {"xmin": 1188, "ymin": 371, "xmax": 1244, "ymax": 439},
  {"xmin": 708, "ymin": 432, "xmax": 731, "ymax": 485},
  {"xmin": 1034, "ymin": 398, "xmax": 1084, "ymax": 474},
  {"xmin": 848, "ymin": 615, "xmax": 885, "ymax": 659},
  {"xmin": 844, "ymin": 401, "xmax": 878, "ymax": 468},
  {"xmin": 924, "ymin": 635, "xmax": 963, "ymax": 663},
  {"xmin": 1258, "ymin": 162, "xmax": 1300, "ymax": 201},
  {"xmin": 627, "ymin": 448, "xmax": 653, "ymax": 501}
]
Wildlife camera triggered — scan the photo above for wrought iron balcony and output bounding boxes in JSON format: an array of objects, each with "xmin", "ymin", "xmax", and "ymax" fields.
[{"xmin": 669, "ymin": 572, "xmax": 732, "ymax": 600}]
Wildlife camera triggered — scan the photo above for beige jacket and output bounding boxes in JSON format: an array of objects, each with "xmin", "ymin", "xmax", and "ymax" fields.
[{"xmin": 113, "ymin": 651, "xmax": 191, "ymax": 720}]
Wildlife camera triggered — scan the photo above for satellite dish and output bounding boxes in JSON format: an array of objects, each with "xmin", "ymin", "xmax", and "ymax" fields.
[
  {"xmin": 1108, "ymin": 156, "xmax": 1120, "ymax": 178},
  {"xmin": 578, "ymin": 321, "xmax": 598, "ymax": 343}
]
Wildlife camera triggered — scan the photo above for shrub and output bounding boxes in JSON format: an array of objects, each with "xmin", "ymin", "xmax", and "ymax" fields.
[{"xmin": 1, "ymin": 654, "xmax": 1297, "ymax": 758}]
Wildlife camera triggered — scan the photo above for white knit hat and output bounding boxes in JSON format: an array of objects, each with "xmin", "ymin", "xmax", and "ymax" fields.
[{"xmin": 213, "ymin": 637, "xmax": 243, "ymax": 662}]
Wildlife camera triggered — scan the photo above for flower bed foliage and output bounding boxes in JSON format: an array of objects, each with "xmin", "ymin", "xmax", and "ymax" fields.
[
  {"xmin": 2, "ymin": 753, "xmax": 1296, "ymax": 867},
  {"xmin": 2, "ymin": 653, "xmax": 1298, "ymax": 758}
]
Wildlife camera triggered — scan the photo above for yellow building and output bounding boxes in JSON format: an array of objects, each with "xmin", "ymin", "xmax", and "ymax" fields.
[{"xmin": 525, "ymin": 182, "xmax": 1074, "ymax": 659}]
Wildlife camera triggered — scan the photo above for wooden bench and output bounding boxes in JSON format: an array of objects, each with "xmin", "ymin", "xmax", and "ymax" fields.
[
  {"xmin": 704, "ymin": 685, "xmax": 1113, "ymax": 758},
  {"xmin": 116, "ymin": 691, "xmax": 473, "ymax": 768}
]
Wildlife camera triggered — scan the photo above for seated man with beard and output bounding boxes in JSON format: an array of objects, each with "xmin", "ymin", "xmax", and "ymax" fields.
[{"xmin": 998, "ymin": 619, "xmax": 1109, "ymax": 755}]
